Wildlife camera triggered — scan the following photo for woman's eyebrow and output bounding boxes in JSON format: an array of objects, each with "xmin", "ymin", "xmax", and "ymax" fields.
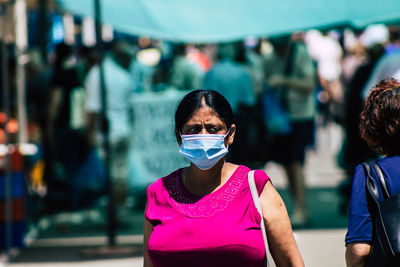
[
  {"xmin": 205, "ymin": 123, "xmax": 224, "ymax": 127},
  {"xmin": 184, "ymin": 123, "xmax": 202, "ymax": 127}
]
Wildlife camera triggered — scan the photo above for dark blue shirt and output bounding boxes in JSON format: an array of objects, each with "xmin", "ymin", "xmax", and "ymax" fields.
[{"xmin": 345, "ymin": 155, "xmax": 400, "ymax": 244}]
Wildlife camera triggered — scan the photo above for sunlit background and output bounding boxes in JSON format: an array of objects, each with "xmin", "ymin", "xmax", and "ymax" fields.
[{"xmin": 1, "ymin": 0, "xmax": 400, "ymax": 266}]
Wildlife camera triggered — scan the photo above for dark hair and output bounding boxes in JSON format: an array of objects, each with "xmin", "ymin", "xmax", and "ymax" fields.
[
  {"xmin": 360, "ymin": 78, "xmax": 400, "ymax": 156},
  {"xmin": 175, "ymin": 89, "xmax": 234, "ymax": 134}
]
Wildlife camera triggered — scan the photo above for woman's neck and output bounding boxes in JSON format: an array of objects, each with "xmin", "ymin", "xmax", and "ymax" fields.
[{"xmin": 183, "ymin": 160, "xmax": 233, "ymax": 196}]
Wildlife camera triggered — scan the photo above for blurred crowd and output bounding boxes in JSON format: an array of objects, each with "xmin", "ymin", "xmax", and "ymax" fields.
[{"xmin": 2, "ymin": 23, "xmax": 400, "ymax": 221}]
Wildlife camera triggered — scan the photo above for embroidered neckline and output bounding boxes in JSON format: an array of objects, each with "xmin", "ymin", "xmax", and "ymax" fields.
[{"xmin": 164, "ymin": 165, "xmax": 248, "ymax": 218}]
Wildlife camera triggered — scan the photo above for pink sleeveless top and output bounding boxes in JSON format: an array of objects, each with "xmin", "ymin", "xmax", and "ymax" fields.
[{"xmin": 145, "ymin": 165, "xmax": 270, "ymax": 267}]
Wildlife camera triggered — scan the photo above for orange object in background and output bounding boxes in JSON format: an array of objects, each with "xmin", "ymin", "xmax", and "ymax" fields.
[
  {"xmin": 7, "ymin": 119, "xmax": 19, "ymax": 134},
  {"xmin": 0, "ymin": 129, "xmax": 5, "ymax": 144},
  {"xmin": 0, "ymin": 113, "xmax": 19, "ymax": 144},
  {"xmin": 0, "ymin": 113, "xmax": 6, "ymax": 124}
]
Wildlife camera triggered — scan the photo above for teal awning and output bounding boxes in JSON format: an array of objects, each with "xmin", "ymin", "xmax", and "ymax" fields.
[{"xmin": 57, "ymin": 0, "xmax": 400, "ymax": 42}]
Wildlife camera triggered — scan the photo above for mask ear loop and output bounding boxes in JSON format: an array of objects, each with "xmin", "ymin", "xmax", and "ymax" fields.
[
  {"xmin": 224, "ymin": 128, "xmax": 231, "ymax": 149},
  {"xmin": 224, "ymin": 128, "xmax": 231, "ymax": 138}
]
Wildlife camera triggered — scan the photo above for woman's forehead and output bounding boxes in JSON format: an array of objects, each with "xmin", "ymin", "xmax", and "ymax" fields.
[{"xmin": 186, "ymin": 106, "xmax": 222, "ymax": 123}]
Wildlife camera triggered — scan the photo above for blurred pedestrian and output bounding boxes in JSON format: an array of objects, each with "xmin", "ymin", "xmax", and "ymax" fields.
[
  {"xmin": 45, "ymin": 42, "xmax": 89, "ymax": 212},
  {"xmin": 130, "ymin": 42, "xmax": 162, "ymax": 93},
  {"xmin": 361, "ymin": 27, "xmax": 400, "ymax": 99},
  {"xmin": 151, "ymin": 54, "xmax": 174, "ymax": 92},
  {"xmin": 169, "ymin": 43, "xmax": 203, "ymax": 91},
  {"xmin": 26, "ymin": 49, "xmax": 52, "ymax": 137},
  {"xmin": 186, "ymin": 44, "xmax": 213, "ymax": 73},
  {"xmin": 264, "ymin": 34, "xmax": 317, "ymax": 227},
  {"xmin": 203, "ymin": 42, "xmax": 256, "ymax": 164},
  {"xmin": 341, "ymin": 31, "xmax": 367, "ymax": 86},
  {"xmin": 361, "ymin": 51, "xmax": 400, "ymax": 99},
  {"xmin": 305, "ymin": 30, "xmax": 344, "ymax": 123},
  {"xmin": 345, "ymin": 78, "xmax": 400, "ymax": 267},
  {"xmin": 203, "ymin": 42, "xmax": 255, "ymax": 113},
  {"xmin": 337, "ymin": 43, "xmax": 385, "ymax": 214},
  {"xmin": 385, "ymin": 25, "xmax": 400, "ymax": 55},
  {"xmin": 144, "ymin": 89, "xmax": 304, "ymax": 267},
  {"xmin": 85, "ymin": 40, "xmax": 135, "ymax": 220},
  {"xmin": 244, "ymin": 38, "xmax": 266, "ymax": 97}
]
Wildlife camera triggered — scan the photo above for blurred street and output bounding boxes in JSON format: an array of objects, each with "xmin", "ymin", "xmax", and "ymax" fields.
[
  {"xmin": 3, "ymin": 123, "xmax": 348, "ymax": 267},
  {"xmin": 3, "ymin": 230, "xmax": 347, "ymax": 267}
]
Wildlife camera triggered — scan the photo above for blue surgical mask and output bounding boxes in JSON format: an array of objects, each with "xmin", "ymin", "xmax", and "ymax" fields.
[{"xmin": 179, "ymin": 131, "xmax": 230, "ymax": 170}]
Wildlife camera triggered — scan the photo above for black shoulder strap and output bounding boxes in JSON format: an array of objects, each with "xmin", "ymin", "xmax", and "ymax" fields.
[
  {"xmin": 362, "ymin": 162, "xmax": 391, "ymax": 206},
  {"xmin": 371, "ymin": 162, "xmax": 390, "ymax": 199},
  {"xmin": 362, "ymin": 163, "xmax": 380, "ymax": 204}
]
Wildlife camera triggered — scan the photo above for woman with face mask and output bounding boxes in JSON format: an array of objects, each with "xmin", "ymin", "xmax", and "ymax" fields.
[{"xmin": 143, "ymin": 90, "xmax": 304, "ymax": 267}]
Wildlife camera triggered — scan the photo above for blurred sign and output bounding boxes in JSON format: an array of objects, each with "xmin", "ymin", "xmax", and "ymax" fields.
[{"xmin": 128, "ymin": 89, "xmax": 187, "ymax": 189}]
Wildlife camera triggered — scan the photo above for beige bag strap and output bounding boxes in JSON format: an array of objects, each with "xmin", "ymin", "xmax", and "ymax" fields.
[{"xmin": 248, "ymin": 170, "xmax": 272, "ymax": 267}]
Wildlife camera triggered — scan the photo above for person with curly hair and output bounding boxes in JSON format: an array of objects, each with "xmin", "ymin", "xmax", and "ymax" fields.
[{"xmin": 345, "ymin": 77, "xmax": 400, "ymax": 267}]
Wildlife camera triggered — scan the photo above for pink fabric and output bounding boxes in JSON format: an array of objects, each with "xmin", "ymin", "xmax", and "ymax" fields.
[{"xmin": 145, "ymin": 165, "xmax": 270, "ymax": 267}]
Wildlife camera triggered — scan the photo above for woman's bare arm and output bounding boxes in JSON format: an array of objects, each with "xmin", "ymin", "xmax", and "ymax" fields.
[{"xmin": 260, "ymin": 181, "xmax": 304, "ymax": 267}]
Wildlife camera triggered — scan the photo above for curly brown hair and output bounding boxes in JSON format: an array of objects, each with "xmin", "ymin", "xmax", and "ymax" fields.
[{"xmin": 360, "ymin": 78, "xmax": 400, "ymax": 156}]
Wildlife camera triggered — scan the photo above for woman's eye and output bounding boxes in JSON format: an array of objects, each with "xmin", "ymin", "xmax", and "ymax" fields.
[
  {"xmin": 187, "ymin": 129, "xmax": 198, "ymax": 134},
  {"xmin": 208, "ymin": 127, "xmax": 220, "ymax": 134},
  {"xmin": 185, "ymin": 126, "xmax": 201, "ymax": 134}
]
